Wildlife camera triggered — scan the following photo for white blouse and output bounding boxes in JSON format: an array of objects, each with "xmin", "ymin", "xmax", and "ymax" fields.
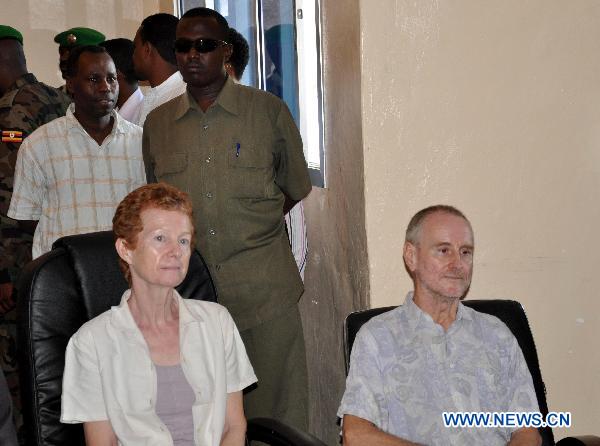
[{"xmin": 61, "ymin": 290, "xmax": 257, "ymax": 446}]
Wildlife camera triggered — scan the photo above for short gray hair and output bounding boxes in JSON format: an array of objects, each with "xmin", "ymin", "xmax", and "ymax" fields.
[{"xmin": 405, "ymin": 205, "xmax": 470, "ymax": 245}]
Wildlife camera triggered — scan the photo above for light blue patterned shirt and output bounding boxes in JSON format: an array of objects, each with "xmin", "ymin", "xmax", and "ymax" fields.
[{"xmin": 338, "ymin": 293, "xmax": 539, "ymax": 445}]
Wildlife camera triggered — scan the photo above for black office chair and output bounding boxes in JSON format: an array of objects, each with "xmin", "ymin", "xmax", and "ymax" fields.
[
  {"xmin": 17, "ymin": 231, "xmax": 325, "ymax": 446},
  {"xmin": 344, "ymin": 299, "xmax": 600, "ymax": 446},
  {"xmin": 246, "ymin": 418, "xmax": 327, "ymax": 446}
]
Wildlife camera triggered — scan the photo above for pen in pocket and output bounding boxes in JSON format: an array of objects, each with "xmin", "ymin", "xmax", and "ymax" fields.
[{"xmin": 235, "ymin": 142, "xmax": 241, "ymax": 157}]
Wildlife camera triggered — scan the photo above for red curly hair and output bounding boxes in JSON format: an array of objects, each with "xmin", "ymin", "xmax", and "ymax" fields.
[{"xmin": 113, "ymin": 183, "xmax": 195, "ymax": 285}]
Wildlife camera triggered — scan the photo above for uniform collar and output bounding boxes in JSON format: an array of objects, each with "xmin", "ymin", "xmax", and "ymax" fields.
[{"xmin": 174, "ymin": 75, "xmax": 240, "ymax": 120}]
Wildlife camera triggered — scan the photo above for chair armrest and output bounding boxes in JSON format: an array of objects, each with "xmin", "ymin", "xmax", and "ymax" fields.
[
  {"xmin": 557, "ymin": 435, "xmax": 600, "ymax": 446},
  {"xmin": 246, "ymin": 418, "xmax": 328, "ymax": 446}
]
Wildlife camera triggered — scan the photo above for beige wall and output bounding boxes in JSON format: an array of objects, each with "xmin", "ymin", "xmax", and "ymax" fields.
[
  {"xmin": 360, "ymin": 0, "xmax": 600, "ymax": 438},
  {"xmin": 5, "ymin": 0, "xmax": 599, "ymax": 441},
  {"xmin": 301, "ymin": 0, "xmax": 367, "ymax": 443},
  {"xmin": 3, "ymin": 0, "xmax": 172, "ymax": 87}
]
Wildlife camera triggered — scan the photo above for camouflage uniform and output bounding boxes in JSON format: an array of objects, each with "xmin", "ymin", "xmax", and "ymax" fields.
[
  {"xmin": 0, "ymin": 73, "xmax": 70, "ymax": 438},
  {"xmin": 57, "ymin": 84, "xmax": 69, "ymax": 96}
]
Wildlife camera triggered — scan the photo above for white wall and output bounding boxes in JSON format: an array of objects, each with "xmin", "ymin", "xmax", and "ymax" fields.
[{"xmin": 361, "ymin": 0, "xmax": 600, "ymax": 438}]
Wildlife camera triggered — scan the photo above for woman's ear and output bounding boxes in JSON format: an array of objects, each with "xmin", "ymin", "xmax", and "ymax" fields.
[{"xmin": 115, "ymin": 238, "xmax": 132, "ymax": 264}]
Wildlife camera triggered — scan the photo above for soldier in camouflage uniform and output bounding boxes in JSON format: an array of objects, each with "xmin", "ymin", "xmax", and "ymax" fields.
[{"xmin": 0, "ymin": 25, "xmax": 70, "ymax": 440}]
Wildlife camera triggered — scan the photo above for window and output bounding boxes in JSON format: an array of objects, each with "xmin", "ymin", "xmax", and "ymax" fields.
[{"xmin": 177, "ymin": 0, "xmax": 325, "ymax": 187}]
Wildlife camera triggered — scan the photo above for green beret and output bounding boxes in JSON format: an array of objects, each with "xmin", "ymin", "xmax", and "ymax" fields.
[
  {"xmin": 0, "ymin": 25, "xmax": 23, "ymax": 45},
  {"xmin": 54, "ymin": 27, "xmax": 105, "ymax": 47}
]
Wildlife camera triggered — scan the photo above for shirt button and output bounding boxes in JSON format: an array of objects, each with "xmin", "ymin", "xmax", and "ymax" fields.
[
  {"xmin": 205, "ymin": 157, "xmax": 211, "ymax": 163},
  {"xmin": 203, "ymin": 124, "xmax": 208, "ymax": 130},
  {"xmin": 209, "ymin": 229, "xmax": 216, "ymax": 236},
  {"xmin": 206, "ymin": 192, "xmax": 212, "ymax": 198}
]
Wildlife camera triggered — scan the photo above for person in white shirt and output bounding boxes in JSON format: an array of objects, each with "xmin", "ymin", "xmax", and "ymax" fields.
[
  {"xmin": 61, "ymin": 183, "xmax": 256, "ymax": 446},
  {"xmin": 8, "ymin": 45, "xmax": 146, "ymax": 258},
  {"xmin": 132, "ymin": 13, "xmax": 187, "ymax": 126},
  {"xmin": 101, "ymin": 38, "xmax": 144, "ymax": 124}
]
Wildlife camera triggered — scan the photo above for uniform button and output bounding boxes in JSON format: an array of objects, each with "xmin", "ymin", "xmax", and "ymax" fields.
[
  {"xmin": 206, "ymin": 192, "xmax": 212, "ymax": 198},
  {"xmin": 209, "ymin": 229, "xmax": 216, "ymax": 236},
  {"xmin": 203, "ymin": 124, "xmax": 208, "ymax": 130},
  {"xmin": 205, "ymin": 157, "xmax": 211, "ymax": 163}
]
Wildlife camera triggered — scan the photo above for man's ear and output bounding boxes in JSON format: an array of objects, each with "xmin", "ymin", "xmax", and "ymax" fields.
[
  {"xmin": 403, "ymin": 241, "xmax": 417, "ymax": 273},
  {"xmin": 223, "ymin": 44, "xmax": 233, "ymax": 64},
  {"xmin": 115, "ymin": 238, "xmax": 132, "ymax": 265},
  {"xmin": 143, "ymin": 40, "xmax": 153, "ymax": 59}
]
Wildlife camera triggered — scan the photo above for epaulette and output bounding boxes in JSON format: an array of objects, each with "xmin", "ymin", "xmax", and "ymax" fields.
[{"xmin": 0, "ymin": 89, "xmax": 19, "ymax": 109}]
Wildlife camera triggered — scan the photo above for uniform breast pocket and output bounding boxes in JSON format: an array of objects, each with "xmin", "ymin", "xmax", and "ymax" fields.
[
  {"xmin": 227, "ymin": 145, "xmax": 272, "ymax": 199},
  {"xmin": 155, "ymin": 153, "xmax": 188, "ymax": 191}
]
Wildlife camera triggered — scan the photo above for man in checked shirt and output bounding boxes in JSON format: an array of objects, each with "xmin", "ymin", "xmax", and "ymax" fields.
[{"xmin": 8, "ymin": 45, "xmax": 145, "ymax": 259}]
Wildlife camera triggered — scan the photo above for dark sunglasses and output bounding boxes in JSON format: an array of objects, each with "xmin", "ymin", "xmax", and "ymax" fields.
[{"xmin": 174, "ymin": 38, "xmax": 229, "ymax": 53}]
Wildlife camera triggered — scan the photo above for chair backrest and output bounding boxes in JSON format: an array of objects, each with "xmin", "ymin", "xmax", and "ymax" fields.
[
  {"xmin": 17, "ymin": 231, "xmax": 217, "ymax": 446},
  {"xmin": 343, "ymin": 299, "xmax": 554, "ymax": 446}
]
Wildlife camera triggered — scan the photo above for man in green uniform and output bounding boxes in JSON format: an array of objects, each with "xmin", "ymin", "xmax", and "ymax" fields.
[
  {"xmin": 54, "ymin": 27, "xmax": 105, "ymax": 92},
  {"xmin": 0, "ymin": 25, "xmax": 70, "ymax": 438},
  {"xmin": 143, "ymin": 8, "xmax": 312, "ymax": 432}
]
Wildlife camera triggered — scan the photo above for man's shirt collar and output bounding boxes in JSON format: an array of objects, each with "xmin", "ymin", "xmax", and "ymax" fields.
[
  {"xmin": 66, "ymin": 103, "xmax": 124, "ymax": 136},
  {"xmin": 174, "ymin": 75, "xmax": 240, "ymax": 120},
  {"xmin": 403, "ymin": 291, "xmax": 472, "ymax": 337},
  {"xmin": 148, "ymin": 71, "xmax": 183, "ymax": 97}
]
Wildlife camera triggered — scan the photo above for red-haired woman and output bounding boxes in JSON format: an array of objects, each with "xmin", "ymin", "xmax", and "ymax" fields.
[{"xmin": 61, "ymin": 183, "xmax": 256, "ymax": 446}]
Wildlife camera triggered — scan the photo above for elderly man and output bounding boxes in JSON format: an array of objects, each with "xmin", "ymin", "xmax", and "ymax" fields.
[
  {"xmin": 8, "ymin": 45, "xmax": 145, "ymax": 259},
  {"xmin": 338, "ymin": 205, "xmax": 541, "ymax": 446},
  {"xmin": 143, "ymin": 7, "xmax": 311, "ymax": 431}
]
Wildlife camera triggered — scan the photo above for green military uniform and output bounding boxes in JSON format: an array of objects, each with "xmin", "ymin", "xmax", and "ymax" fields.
[
  {"xmin": 0, "ymin": 72, "xmax": 70, "ymax": 439},
  {"xmin": 143, "ymin": 77, "xmax": 312, "ymax": 430}
]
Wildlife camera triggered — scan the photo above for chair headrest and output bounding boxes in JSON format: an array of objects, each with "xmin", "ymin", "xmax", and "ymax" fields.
[{"xmin": 53, "ymin": 231, "xmax": 126, "ymax": 319}]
